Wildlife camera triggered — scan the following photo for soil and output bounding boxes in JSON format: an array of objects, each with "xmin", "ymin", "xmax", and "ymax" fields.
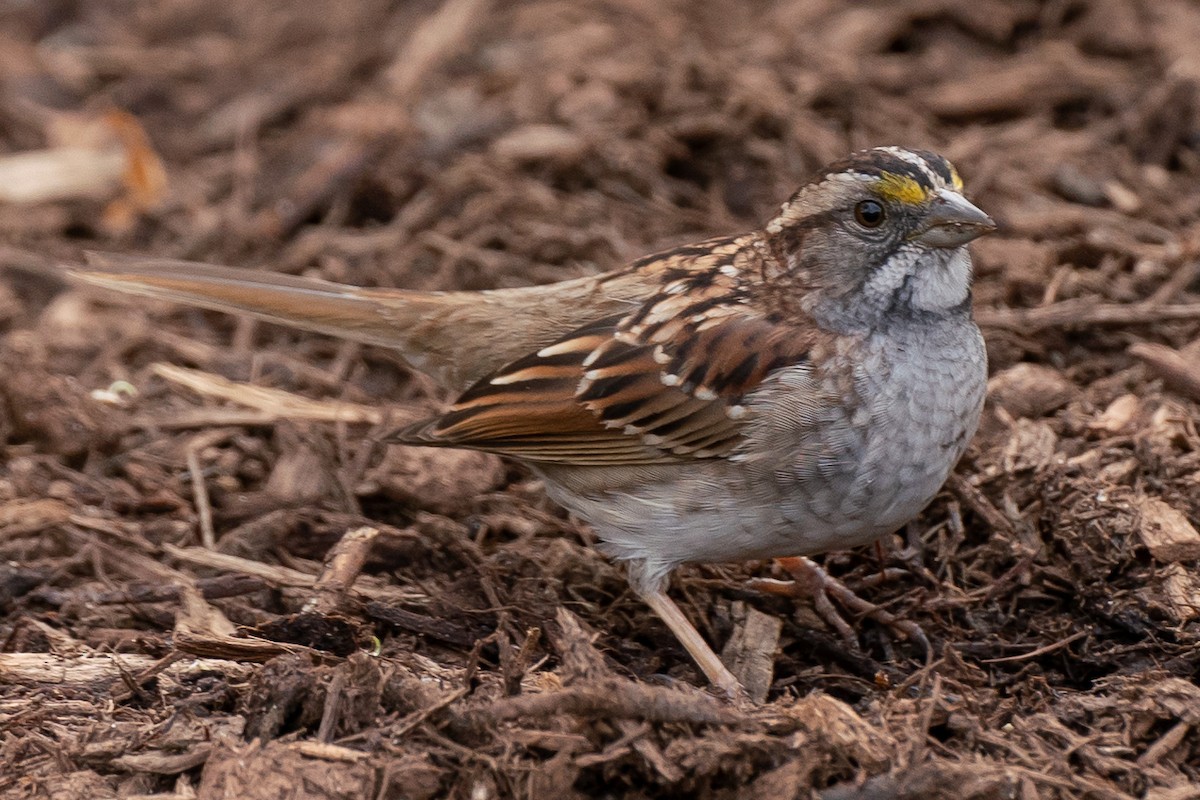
[{"xmin": 2, "ymin": 1, "xmax": 1200, "ymax": 798}]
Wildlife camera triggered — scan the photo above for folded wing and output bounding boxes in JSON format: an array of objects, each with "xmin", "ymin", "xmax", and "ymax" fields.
[{"xmin": 398, "ymin": 292, "xmax": 816, "ymax": 466}]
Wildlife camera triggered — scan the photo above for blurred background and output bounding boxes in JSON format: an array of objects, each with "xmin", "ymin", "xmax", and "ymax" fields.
[
  {"xmin": 2, "ymin": 1, "xmax": 1199, "ymax": 798},
  {"xmin": 3, "ymin": 0, "xmax": 1196, "ymax": 305}
]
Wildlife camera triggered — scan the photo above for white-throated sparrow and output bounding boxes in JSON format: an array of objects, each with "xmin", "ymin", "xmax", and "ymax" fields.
[{"xmin": 71, "ymin": 147, "xmax": 995, "ymax": 698}]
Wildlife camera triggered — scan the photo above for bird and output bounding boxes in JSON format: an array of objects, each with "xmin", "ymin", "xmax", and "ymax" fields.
[{"xmin": 69, "ymin": 146, "xmax": 995, "ymax": 698}]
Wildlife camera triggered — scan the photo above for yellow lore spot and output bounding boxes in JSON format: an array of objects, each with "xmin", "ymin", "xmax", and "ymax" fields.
[
  {"xmin": 948, "ymin": 164, "xmax": 964, "ymax": 191},
  {"xmin": 874, "ymin": 172, "xmax": 930, "ymax": 205}
]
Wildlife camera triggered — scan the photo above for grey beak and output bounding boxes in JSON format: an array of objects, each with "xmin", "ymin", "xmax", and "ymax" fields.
[{"xmin": 912, "ymin": 188, "xmax": 997, "ymax": 248}]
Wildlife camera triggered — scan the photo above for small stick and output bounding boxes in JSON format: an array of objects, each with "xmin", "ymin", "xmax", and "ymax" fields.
[
  {"xmin": 947, "ymin": 474, "xmax": 1018, "ymax": 540},
  {"xmin": 305, "ymin": 526, "xmax": 380, "ymax": 615},
  {"xmin": 186, "ymin": 446, "xmax": 216, "ymax": 550},
  {"xmin": 128, "ymin": 408, "xmax": 279, "ymax": 432},
  {"xmin": 475, "ymin": 681, "xmax": 743, "ymax": 726},
  {"xmin": 977, "ymin": 299, "xmax": 1200, "ymax": 332},
  {"xmin": 150, "ymin": 363, "xmax": 392, "ymax": 425},
  {"xmin": 384, "ymin": 0, "xmax": 492, "ymax": 97},
  {"xmin": 1128, "ymin": 342, "xmax": 1200, "ymax": 403},
  {"xmin": 44, "ymin": 573, "xmax": 264, "ymax": 606},
  {"xmin": 1147, "ymin": 258, "xmax": 1199, "ymax": 305},
  {"xmin": 161, "ymin": 543, "xmax": 422, "ymax": 605},
  {"xmin": 981, "ymin": 630, "xmax": 1089, "ymax": 663},
  {"xmin": 907, "ymin": 674, "xmax": 942, "ymax": 767},
  {"xmin": 390, "ymin": 686, "xmax": 470, "ymax": 739},
  {"xmin": 1136, "ymin": 720, "xmax": 1192, "ymax": 767},
  {"xmin": 317, "ymin": 668, "xmax": 348, "ymax": 743}
]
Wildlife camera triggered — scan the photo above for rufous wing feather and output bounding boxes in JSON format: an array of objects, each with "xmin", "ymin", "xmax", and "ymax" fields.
[{"xmin": 396, "ymin": 293, "xmax": 814, "ymax": 466}]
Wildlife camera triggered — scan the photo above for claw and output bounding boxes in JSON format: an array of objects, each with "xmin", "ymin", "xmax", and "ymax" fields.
[{"xmin": 749, "ymin": 556, "xmax": 931, "ymax": 659}]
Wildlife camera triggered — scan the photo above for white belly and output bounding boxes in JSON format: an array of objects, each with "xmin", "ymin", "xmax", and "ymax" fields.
[{"xmin": 540, "ymin": 318, "xmax": 987, "ymax": 585}]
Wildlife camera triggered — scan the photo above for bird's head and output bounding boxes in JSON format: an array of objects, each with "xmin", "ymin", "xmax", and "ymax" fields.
[{"xmin": 765, "ymin": 146, "xmax": 995, "ymax": 328}]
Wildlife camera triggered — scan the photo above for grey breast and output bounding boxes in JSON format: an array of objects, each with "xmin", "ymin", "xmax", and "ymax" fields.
[{"xmin": 749, "ymin": 314, "xmax": 986, "ymax": 555}]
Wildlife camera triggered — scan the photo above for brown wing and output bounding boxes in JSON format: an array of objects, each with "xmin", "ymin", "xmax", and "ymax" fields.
[{"xmin": 396, "ymin": 277, "xmax": 815, "ymax": 466}]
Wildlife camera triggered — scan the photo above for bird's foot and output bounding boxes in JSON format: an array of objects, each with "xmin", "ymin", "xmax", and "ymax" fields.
[
  {"xmin": 748, "ymin": 556, "xmax": 930, "ymax": 658},
  {"xmin": 637, "ymin": 585, "xmax": 749, "ymax": 702}
]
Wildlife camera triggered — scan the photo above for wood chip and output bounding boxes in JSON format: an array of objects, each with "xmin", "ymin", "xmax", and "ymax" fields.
[
  {"xmin": 1134, "ymin": 495, "xmax": 1200, "ymax": 563},
  {"xmin": 112, "ymin": 748, "xmax": 213, "ymax": 775},
  {"xmin": 492, "ymin": 124, "xmax": 588, "ymax": 163},
  {"xmin": 720, "ymin": 602, "xmax": 782, "ymax": 704},
  {"xmin": 0, "ymin": 111, "xmax": 166, "ymax": 228},
  {"xmin": 305, "ymin": 526, "xmax": 380, "ymax": 615},
  {"xmin": 1129, "ymin": 341, "xmax": 1200, "ymax": 403},
  {"xmin": 1161, "ymin": 564, "xmax": 1200, "ymax": 622},
  {"xmin": 0, "ymin": 498, "xmax": 72, "ymax": 538},
  {"xmin": 198, "ymin": 740, "xmax": 379, "ymax": 799},
  {"xmin": 294, "ymin": 741, "xmax": 370, "ymax": 762},
  {"xmin": 0, "ymin": 652, "xmax": 252, "ymax": 688},
  {"xmin": 1091, "ymin": 394, "xmax": 1141, "ymax": 434},
  {"xmin": 987, "ymin": 363, "xmax": 1075, "ymax": 419},
  {"xmin": 1001, "ymin": 418, "xmax": 1058, "ymax": 473},
  {"xmin": 0, "ymin": 146, "xmax": 127, "ymax": 204}
]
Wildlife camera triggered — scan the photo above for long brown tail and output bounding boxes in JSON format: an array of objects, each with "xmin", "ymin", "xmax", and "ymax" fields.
[
  {"xmin": 68, "ymin": 252, "xmax": 636, "ymax": 391},
  {"xmin": 73, "ymin": 251, "xmax": 454, "ymax": 348}
]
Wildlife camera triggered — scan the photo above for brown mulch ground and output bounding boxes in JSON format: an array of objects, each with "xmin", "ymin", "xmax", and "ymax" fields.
[{"xmin": 2, "ymin": 1, "xmax": 1200, "ymax": 797}]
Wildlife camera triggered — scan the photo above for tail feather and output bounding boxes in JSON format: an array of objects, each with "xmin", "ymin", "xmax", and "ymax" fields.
[
  {"xmin": 74, "ymin": 251, "xmax": 435, "ymax": 349},
  {"xmin": 71, "ymin": 251, "xmax": 493, "ymax": 388},
  {"xmin": 68, "ymin": 252, "xmax": 641, "ymax": 391}
]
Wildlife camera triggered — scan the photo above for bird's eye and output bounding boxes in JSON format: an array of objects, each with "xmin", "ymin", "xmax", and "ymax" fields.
[{"xmin": 854, "ymin": 200, "xmax": 886, "ymax": 228}]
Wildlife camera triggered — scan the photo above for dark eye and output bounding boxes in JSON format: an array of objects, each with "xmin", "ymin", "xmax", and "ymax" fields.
[{"xmin": 854, "ymin": 200, "xmax": 886, "ymax": 228}]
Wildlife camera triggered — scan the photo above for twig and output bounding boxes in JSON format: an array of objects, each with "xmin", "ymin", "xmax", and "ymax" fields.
[
  {"xmin": 980, "ymin": 630, "xmax": 1089, "ymax": 663},
  {"xmin": 111, "ymin": 651, "xmax": 187, "ymax": 704},
  {"xmin": 391, "ymin": 686, "xmax": 470, "ymax": 738},
  {"xmin": 1128, "ymin": 342, "xmax": 1200, "ymax": 402},
  {"xmin": 150, "ymin": 363, "xmax": 396, "ymax": 425},
  {"xmin": 294, "ymin": 741, "xmax": 369, "ymax": 763},
  {"xmin": 384, "ymin": 0, "xmax": 492, "ymax": 97},
  {"xmin": 38, "ymin": 573, "xmax": 264, "ymax": 607},
  {"xmin": 154, "ymin": 329, "xmax": 357, "ymax": 392},
  {"xmin": 0, "ymin": 652, "xmax": 251, "ymax": 688},
  {"xmin": 0, "ymin": 146, "xmax": 126, "ymax": 204},
  {"xmin": 304, "ymin": 526, "xmax": 380, "ymax": 615},
  {"xmin": 317, "ymin": 667, "xmax": 348, "ymax": 743},
  {"xmin": 474, "ymin": 680, "xmax": 744, "ymax": 726},
  {"xmin": 907, "ymin": 674, "xmax": 942, "ymax": 767},
  {"xmin": 976, "ymin": 299, "xmax": 1200, "ymax": 332},
  {"xmin": 1136, "ymin": 720, "xmax": 1191, "ymax": 767},
  {"xmin": 161, "ymin": 543, "xmax": 422, "ymax": 605},
  {"xmin": 1147, "ymin": 258, "xmax": 1199, "ymax": 305},
  {"xmin": 128, "ymin": 408, "xmax": 280, "ymax": 431},
  {"xmin": 254, "ymin": 139, "xmax": 387, "ymax": 239},
  {"xmin": 947, "ymin": 474, "xmax": 1018, "ymax": 540},
  {"xmin": 186, "ymin": 446, "xmax": 216, "ymax": 549}
]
